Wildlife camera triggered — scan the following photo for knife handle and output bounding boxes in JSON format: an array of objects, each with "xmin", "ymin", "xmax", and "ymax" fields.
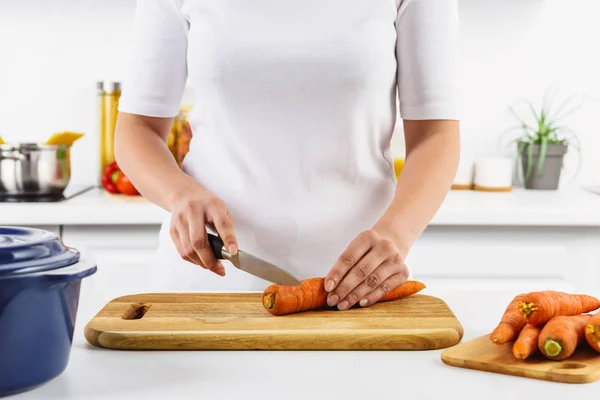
[{"xmin": 207, "ymin": 232, "xmax": 225, "ymax": 260}]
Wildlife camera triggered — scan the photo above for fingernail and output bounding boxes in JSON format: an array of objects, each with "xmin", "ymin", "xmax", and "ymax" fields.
[
  {"xmin": 327, "ymin": 295, "xmax": 339, "ymax": 307},
  {"xmin": 229, "ymin": 244, "xmax": 238, "ymax": 255},
  {"xmin": 359, "ymin": 299, "xmax": 368, "ymax": 307},
  {"xmin": 337, "ymin": 301, "xmax": 349, "ymax": 311},
  {"xmin": 325, "ymin": 280, "xmax": 335, "ymax": 292}
]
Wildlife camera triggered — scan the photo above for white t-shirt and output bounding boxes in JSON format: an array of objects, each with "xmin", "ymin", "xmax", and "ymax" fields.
[{"xmin": 118, "ymin": 0, "xmax": 460, "ymax": 292}]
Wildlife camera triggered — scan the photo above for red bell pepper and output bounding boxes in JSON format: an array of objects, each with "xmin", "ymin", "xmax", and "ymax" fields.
[
  {"xmin": 101, "ymin": 161, "xmax": 140, "ymax": 196},
  {"xmin": 101, "ymin": 161, "xmax": 120, "ymax": 194}
]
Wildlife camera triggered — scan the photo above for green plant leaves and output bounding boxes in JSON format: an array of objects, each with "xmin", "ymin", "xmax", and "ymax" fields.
[{"xmin": 504, "ymin": 90, "xmax": 583, "ymax": 185}]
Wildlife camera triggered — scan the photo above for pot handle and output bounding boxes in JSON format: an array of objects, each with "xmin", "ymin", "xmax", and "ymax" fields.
[
  {"xmin": 40, "ymin": 243, "xmax": 97, "ymax": 282},
  {"xmin": 43, "ymin": 258, "xmax": 98, "ymax": 283},
  {"xmin": 1, "ymin": 151, "xmax": 25, "ymax": 160}
]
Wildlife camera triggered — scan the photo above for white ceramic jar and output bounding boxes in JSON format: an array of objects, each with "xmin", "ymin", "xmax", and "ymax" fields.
[
  {"xmin": 473, "ymin": 158, "xmax": 514, "ymax": 192},
  {"xmin": 452, "ymin": 158, "xmax": 475, "ymax": 190}
]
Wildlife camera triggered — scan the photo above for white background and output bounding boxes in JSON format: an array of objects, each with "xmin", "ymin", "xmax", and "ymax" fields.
[{"xmin": 0, "ymin": 0, "xmax": 599, "ymax": 187}]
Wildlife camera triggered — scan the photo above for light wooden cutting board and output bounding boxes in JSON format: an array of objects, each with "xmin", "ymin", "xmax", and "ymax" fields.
[
  {"xmin": 84, "ymin": 293, "xmax": 464, "ymax": 350},
  {"xmin": 442, "ymin": 335, "xmax": 600, "ymax": 384}
]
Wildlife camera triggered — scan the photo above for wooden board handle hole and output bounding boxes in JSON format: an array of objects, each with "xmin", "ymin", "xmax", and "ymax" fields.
[
  {"xmin": 121, "ymin": 303, "xmax": 151, "ymax": 320},
  {"xmin": 552, "ymin": 362, "xmax": 587, "ymax": 370}
]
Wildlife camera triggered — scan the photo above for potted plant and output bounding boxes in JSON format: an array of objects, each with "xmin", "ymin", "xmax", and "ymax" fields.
[{"xmin": 501, "ymin": 90, "xmax": 582, "ymax": 190}]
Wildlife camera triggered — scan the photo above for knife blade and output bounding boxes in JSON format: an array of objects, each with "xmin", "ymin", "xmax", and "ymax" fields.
[{"xmin": 207, "ymin": 232, "xmax": 302, "ymax": 286}]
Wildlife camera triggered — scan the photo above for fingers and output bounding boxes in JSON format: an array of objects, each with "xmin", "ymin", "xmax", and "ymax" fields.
[
  {"xmin": 342, "ymin": 260, "xmax": 403, "ymax": 309},
  {"xmin": 360, "ymin": 269, "xmax": 409, "ymax": 308},
  {"xmin": 326, "ymin": 239, "xmax": 391, "ymax": 309},
  {"xmin": 210, "ymin": 208, "xmax": 238, "ymax": 256},
  {"xmin": 169, "ymin": 224, "xmax": 188, "ymax": 261},
  {"xmin": 170, "ymin": 218, "xmax": 203, "ymax": 267},
  {"xmin": 189, "ymin": 216, "xmax": 225, "ymax": 276},
  {"xmin": 168, "ymin": 192, "xmax": 237, "ymax": 278},
  {"xmin": 171, "ymin": 213, "xmax": 225, "ymax": 276},
  {"xmin": 324, "ymin": 230, "xmax": 379, "ymax": 293}
]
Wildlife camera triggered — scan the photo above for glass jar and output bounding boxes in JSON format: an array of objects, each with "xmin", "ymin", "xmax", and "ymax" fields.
[{"xmin": 98, "ymin": 81, "xmax": 121, "ymax": 178}]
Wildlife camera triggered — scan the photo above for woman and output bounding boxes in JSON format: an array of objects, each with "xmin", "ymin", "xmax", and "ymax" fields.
[{"xmin": 114, "ymin": 0, "xmax": 460, "ymax": 311}]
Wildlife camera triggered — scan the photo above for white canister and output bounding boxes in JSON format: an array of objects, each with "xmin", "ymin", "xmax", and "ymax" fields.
[
  {"xmin": 473, "ymin": 158, "xmax": 514, "ymax": 192},
  {"xmin": 452, "ymin": 158, "xmax": 475, "ymax": 190}
]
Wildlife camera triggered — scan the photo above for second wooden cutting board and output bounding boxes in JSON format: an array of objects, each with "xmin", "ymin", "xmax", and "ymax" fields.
[
  {"xmin": 442, "ymin": 335, "xmax": 600, "ymax": 384},
  {"xmin": 84, "ymin": 293, "xmax": 463, "ymax": 350}
]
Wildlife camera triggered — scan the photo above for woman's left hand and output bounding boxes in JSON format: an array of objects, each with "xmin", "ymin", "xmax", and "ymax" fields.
[{"xmin": 324, "ymin": 222, "xmax": 409, "ymax": 310}]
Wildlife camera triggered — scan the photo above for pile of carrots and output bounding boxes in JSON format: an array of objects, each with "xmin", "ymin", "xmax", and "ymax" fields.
[{"xmin": 490, "ymin": 290, "xmax": 600, "ymax": 361}]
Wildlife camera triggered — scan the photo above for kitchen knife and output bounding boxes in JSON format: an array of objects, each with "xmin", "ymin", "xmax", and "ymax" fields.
[{"xmin": 207, "ymin": 232, "xmax": 302, "ymax": 286}]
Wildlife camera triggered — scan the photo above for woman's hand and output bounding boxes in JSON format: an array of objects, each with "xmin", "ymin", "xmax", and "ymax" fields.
[
  {"xmin": 324, "ymin": 221, "xmax": 409, "ymax": 310},
  {"xmin": 168, "ymin": 185, "xmax": 238, "ymax": 277},
  {"xmin": 113, "ymin": 112, "xmax": 239, "ymax": 277},
  {"xmin": 323, "ymin": 120, "xmax": 459, "ymax": 310}
]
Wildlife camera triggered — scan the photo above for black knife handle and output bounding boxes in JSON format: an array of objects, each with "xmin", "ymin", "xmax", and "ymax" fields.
[{"xmin": 207, "ymin": 232, "xmax": 225, "ymax": 260}]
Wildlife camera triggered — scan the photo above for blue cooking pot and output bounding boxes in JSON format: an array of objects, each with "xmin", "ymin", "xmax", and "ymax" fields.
[{"xmin": 0, "ymin": 226, "xmax": 97, "ymax": 397}]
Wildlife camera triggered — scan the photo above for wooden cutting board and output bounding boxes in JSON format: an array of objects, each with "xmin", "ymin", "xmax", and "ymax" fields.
[
  {"xmin": 441, "ymin": 335, "xmax": 600, "ymax": 384},
  {"xmin": 84, "ymin": 293, "xmax": 463, "ymax": 350}
]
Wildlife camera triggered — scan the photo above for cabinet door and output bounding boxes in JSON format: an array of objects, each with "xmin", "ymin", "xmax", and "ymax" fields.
[
  {"xmin": 406, "ymin": 226, "xmax": 600, "ymax": 330},
  {"xmin": 61, "ymin": 225, "xmax": 162, "ymax": 319}
]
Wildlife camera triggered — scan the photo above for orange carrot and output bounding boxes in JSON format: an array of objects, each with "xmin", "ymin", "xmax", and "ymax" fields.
[
  {"xmin": 518, "ymin": 291, "xmax": 600, "ymax": 326},
  {"xmin": 585, "ymin": 313, "xmax": 600, "ymax": 353},
  {"xmin": 538, "ymin": 314, "xmax": 591, "ymax": 360},
  {"xmin": 262, "ymin": 278, "xmax": 426, "ymax": 316},
  {"xmin": 512, "ymin": 324, "xmax": 542, "ymax": 360},
  {"xmin": 490, "ymin": 295, "xmax": 528, "ymax": 344}
]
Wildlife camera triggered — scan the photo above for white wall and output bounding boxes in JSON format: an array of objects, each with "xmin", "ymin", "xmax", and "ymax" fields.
[
  {"xmin": 1, "ymin": 0, "xmax": 599, "ymax": 186},
  {"xmin": 0, "ymin": 0, "xmax": 137, "ymax": 186},
  {"xmin": 450, "ymin": 0, "xmax": 600, "ymax": 188}
]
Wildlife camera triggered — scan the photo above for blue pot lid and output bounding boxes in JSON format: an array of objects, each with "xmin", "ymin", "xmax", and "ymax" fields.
[{"xmin": 0, "ymin": 226, "xmax": 80, "ymax": 277}]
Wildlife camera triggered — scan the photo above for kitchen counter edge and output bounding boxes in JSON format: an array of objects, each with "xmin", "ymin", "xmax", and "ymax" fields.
[{"xmin": 1, "ymin": 187, "xmax": 600, "ymax": 227}]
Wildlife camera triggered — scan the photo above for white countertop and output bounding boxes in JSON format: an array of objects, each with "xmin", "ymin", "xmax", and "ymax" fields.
[
  {"xmin": 0, "ymin": 187, "xmax": 168, "ymax": 226},
  {"xmin": 11, "ymin": 286, "xmax": 599, "ymax": 400},
  {"xmin": 1, "ymin": 185, "xmax": 600, "ymax": 227}
]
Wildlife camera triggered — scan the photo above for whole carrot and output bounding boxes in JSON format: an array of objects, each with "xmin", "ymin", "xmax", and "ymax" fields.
[
  {"xmin": 538, "ymin": 314, "xmax": 591, "ymax": 361},
  {"xmin": 512, "ymin": 324, "xmax": 542, "ymax": 360},
  {"xmin": 262, "ymin": 278, "xmax": 426, "ymax": 316},
  {"xmin": 490, "ymin": 295, "xmax": 528, "ymax": 344},
  {"xmin": 518, "ymin": 291, "xmax": 600, "ymax": 326},
  {"xmin": 585, "ymin": 313, "xmax": 600, "ymax": 353}
]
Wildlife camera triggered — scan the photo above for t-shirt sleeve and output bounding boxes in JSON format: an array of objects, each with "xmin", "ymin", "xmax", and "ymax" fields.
[
  {"xmin": 395, "ymin": 0, "xmax": 460, "ymax": 120},
  {"xmin": 118, "ymin": 0, "xmax": 188, "ymax": 118}
]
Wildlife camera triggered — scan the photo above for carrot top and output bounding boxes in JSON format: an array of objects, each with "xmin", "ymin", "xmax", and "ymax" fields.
[
  {"xmin": 490, "ymin": 295, "xmax": 528, "ymax": 344},
  {"xmin": 537, "ymin": 314, "xmax": 591, "ymax": 360},
  {"xmin": 517, "ymin": 291, "xmax": 600, "ymax": 325}
]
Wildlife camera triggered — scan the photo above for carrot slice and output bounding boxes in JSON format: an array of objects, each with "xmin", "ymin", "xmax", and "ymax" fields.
[
  {"xmin": 585, "ymin": 313, "xmax": 600, "ymax": 353},
  {"xmin": 490, "ymin": 295, "xmax": 528, "ymax": 344},
  {"xmin": 512, "ymin": 324, "xmax": 542, "ymax": 360},
  {"xmin": 262, "ymin": 278, "xmax": 426, "ymax": 316},
  {"xmin": 518, "ymin": 291, "xmax": 600, "ymax": 326},
  {"xmin": 538, "ymin": 314, "xmax": 591, "ymax": 360}
]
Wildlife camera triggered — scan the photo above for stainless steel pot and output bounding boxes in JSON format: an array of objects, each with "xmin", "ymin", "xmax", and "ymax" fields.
[{"xmin": 0, "ymin": 143, "xmax": 71, "ymax": 197}]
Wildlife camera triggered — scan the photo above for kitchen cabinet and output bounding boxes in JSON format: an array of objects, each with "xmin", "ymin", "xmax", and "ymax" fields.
[
  {"xmin": 3, "ymin": 188, "xmax": 600, "ymax": 314},
  {"xmin": 61, "ymin": 225, "xmax": 162, "ymax": 313},
  {"xmin": 407, "ymin": 225, "xmax": 600, "ymax": 297},
  {"xmin": 57, "ymin": 222, "xmax": 600, "ymax": 303}
]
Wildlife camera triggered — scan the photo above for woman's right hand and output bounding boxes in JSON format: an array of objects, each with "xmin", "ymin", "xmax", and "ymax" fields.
[
  {"xmin": 113, "ymin": 112, "xmax": 238, "ymax": 277},
  {"xmin": 168, "ymin": 184, "xmax": 238, "ymax": 277}
]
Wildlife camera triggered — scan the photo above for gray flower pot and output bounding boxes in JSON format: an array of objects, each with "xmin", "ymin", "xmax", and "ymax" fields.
[{"xmin": 519, "ymin": 143, "xmax": 568, "ymax": 190}]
